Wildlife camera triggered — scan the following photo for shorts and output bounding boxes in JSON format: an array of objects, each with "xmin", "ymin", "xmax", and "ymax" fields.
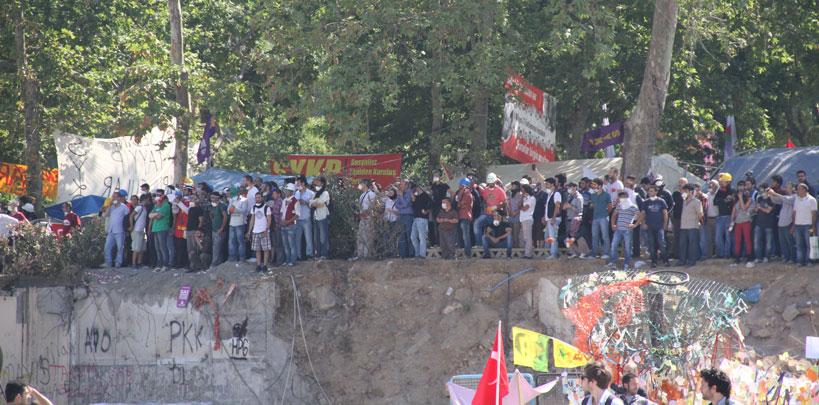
[
  {"xmin": 131, "ymin": 230, "xmax": 146, "ymax": 252},
  {"xmin": 252, "ymin": 232, "xmax": 271, "ymax": 251}
]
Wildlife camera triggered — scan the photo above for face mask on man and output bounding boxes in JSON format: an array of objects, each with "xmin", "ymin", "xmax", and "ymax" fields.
[
  {"xmin": 681, "ymin": 192, "xmax": 689, "ymax": 200},
  {"xmin": 493, "ymin": 220, "xmax": 500, "ymax": 226},
  {"xmin": 211, "ymin": 202, "xmax": 218, "ymax": 207},
  {"xmin": 433, "ymin": 176, "xmax": 440, "ymax": 183},
  {"xmin": 442, "ymin": 203, "xmax": 449, "ymax": 210}
]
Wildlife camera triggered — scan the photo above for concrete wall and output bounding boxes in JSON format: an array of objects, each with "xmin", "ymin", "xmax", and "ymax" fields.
[{"xmin": 0, "ymin": 282, "xmax": 318, "ymax": 405}]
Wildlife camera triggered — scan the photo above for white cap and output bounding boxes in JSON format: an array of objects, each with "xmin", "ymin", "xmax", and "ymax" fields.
[
  {"xmin": 520, "ymin": 178, "xmax": 530, "ymax": 185},
  {"xmin": 486, "ymin": 173, "xmax": 498, "ymax": 184},
  {"xmin": 285, "ymin": 183, "xmax": 297, "ymax": 192},
  {"xmin": 22, "ymin": 203, "xmax": 35, "ymax": 212}
]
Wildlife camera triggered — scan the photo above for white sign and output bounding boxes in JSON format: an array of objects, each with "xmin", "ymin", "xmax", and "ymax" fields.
[
  {"xmin": 806, "ymin": 336, "xmax": 819, "ymax": 359},
  {"xmin": 54, "ymin": 125, "xmax": 176, "ymax": 201}
]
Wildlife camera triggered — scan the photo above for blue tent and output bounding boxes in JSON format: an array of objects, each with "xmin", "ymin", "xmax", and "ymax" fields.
[
  {"xmin": 45, "ymin": 195, "xmax": 107, "ymax": 220},
  {"xmin": 720, "ymin": 146, "xmax": 819, "ymax": 191},
  {"xmin": 192, "ymin": 168, "xmax": 307, "ymax": 191}
]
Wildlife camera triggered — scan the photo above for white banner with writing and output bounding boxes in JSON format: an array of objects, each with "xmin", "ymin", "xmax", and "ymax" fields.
[{"xmin": 54, "ymin": 125, "xmax": 176, "ymax": 201}]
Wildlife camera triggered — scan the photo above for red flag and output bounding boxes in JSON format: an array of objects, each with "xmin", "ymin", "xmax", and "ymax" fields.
[
  {"xmin": 786, "ymin": 137, "xmax": 795, "ymax": 148},
  {"xmin": 472, "ymin": 322, "xmax": 509, "ymax": 405}
]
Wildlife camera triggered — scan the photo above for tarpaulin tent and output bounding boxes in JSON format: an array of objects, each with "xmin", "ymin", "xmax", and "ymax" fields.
[
  {"xmin": 45, "ymin": 195, "xmax": 106, "ymax": 220},
  {"xmin": 484, "ymin": 154, "xmax": 703, "ymax": 186},
  {"xmin": 719, "ymin": 146, "xmax": 819, "ymax": 189},
  {"xmin": 191, "ymin": 168, "xmax": 309, "ymax": 191}
]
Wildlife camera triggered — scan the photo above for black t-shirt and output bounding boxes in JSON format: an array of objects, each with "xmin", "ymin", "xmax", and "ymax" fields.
[
  {"xmin": 412, "ymin": 192, "xmax": 432, "ymax": 218},
  {"xmin": 186, "ymin": 206, "xmax": 211, "ymax": 232},
  {"xmin": 659, "ymin": 188, "xmax": 674, "ymax": 213},
  {"xmin": 671, "ymin": 191, "xmax": 684, "ymax": 219},
  {"xmin": 430, "ymin": 182, "xmax": 450, "ymax": 214},
  {"xmin": 486, "ymin": 221, "xmax": 511, "ymax": 238},
  {"xmin": 755, "ymin": 196, "xmax": 778, "ymax": 228},
  {"xmin": 714, "ymin": 188, "xmax": 736, "ymax": 216}
]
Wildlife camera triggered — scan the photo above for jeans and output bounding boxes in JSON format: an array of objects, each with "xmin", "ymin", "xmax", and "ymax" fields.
[
  {"xmin": 591, "ymin": 217, "xmax": 610, "ymax": 257},
  {"xmin": 778, "ymin": 226, "xmax": 795, "ymax": 262},
  {"xmin": 520, "ymin": 219, "xmax": 534, "ymax": 258},
  {"xmin": 211, "ymin": 230, "xmax": 225, "ymax": 266},
  {"xmin": 153, "ymin": 231, "xmax": 169, "ymax": 267},
  {"xmin": 473, "ymin": 214, "xmax": 494, "ymax": 246},
  {"xmin": 544, "ymin": 218, "xmax": 561, "ymax": 258},
  {"xmin": 646, "ymin": 227, "xmax": 667, "ymax": 264},
  {"xmin": 704, "ymin": 216, "xmax": 717, "ymax": 258},
  {"xmin": 398, "ymin": 214, "xmax": 414, "ymax": 258},
  {"xmin": 273, "ymin": 226, "xmax": 285, "ymax": 265},
  {"xmin": 104, "ymin": 232, "xmax": 126, "ymax": 267},
  {"xmin": 754, "ymin": 225, "xmax": 774, "ymax": 261},
  {"xmin": 715, "ymin": 215, "xmax": 732, "ymax": 258},
  {"xmin": 698, "ymin": 225, "xmax": 708, "ymax": 260},
  {"xmin": 228, "ymin": 225, "xmax": 246, "ymax": 261},
  {"xmin": 295, "ymin": 219, "xmax": 314, "ymax": 259},
  {"xmin": 282, "ymin": 225, "xmax": 298, "ymax": 265},
  {"xmin": 794, "ymin": 225, "xmax": 811, "ymax": 265},
  {"xmin": 459, "ymin": 219, "xmax": 472, "ymax": 257},
  {"xmin": 315, "ymin": 218, "xmax": 330, "ymax": 258},
  {"xmin": 411, "ymin": 218, "xmax": 429, "ymax": 257},
  {"xmin": 678, "ymin": 228, "xmax": 700, "ymax": 266},
  {"xmin": 608, "ymin": 229, "xmax": 633, "ymax": 267},
  {"xmin": 482, "ymin": 234, "xmax": 512, "ymax": 258},
  {"xmin": 167, "ymin": 231, "xmax": 176, "ymax": 267}
]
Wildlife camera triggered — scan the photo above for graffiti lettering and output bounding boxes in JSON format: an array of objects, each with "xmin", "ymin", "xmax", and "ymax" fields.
[
  {"xmin": 169, "ymin": 320, "xmax": 204, "ymax": 354},
  {"xmin": 84, "ymin": 327, "xmax": 112, "ymax": 353}
]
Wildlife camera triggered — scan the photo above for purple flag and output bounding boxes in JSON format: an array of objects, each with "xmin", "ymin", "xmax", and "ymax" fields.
[
  {"xmin": 580, "ymin": 121, "xmax": 625, "ymax": 154},
  {"xmin": 197, "ymin": 112, "xmax": 217, "ymax": 164},
  {"xmin": 724, "ymin": 115, "xmax": 736, "ymax": 160}
]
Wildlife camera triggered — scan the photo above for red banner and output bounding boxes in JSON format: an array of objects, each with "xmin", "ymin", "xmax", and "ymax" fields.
[
  {"xmin": 0, "ymin": 162, "xmax": 58, "ymax": 199},
  {"xmin": 270, "ymin": 154, "xmax": 402, "ymax": 186},
  {"xmin": 501, "ymin": 72, "xmax": 557, "ymax": 163}
]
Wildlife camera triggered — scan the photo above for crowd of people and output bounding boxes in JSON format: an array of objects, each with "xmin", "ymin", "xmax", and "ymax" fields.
[
  {"xmin": 354, "ymin": 167, "xmax": 818, "ymax": 270},
  {"xmin": 1, "ymin": 167, "xmax": 817, "ymax": 273},
  {"xmin": 575, "ymin": 361, "xmax": 736, "ymax": 405}
]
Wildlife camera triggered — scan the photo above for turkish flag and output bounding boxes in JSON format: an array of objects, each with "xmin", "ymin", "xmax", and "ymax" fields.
[
  {"xmin": 472, "ymin": 322, "xmax": 509, "ymax": 405},
  {"xmin": 786, "ymin": 137, "xmax": 795, "ymax": 148}
]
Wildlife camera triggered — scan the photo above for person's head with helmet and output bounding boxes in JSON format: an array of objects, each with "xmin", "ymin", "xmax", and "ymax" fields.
[
  {"xmin": 486, "ymin": 172, "xmax": 499, "ymax": 188},
  {"xmin": 718, "ymin": 172, "xmax": 733, "ymax": 189},
  {"xmin": 458, "ymin": 177, "xmax": 471, "ymax": 190},
  {"xmin": 653, "ymin": 175, "xmax": 665, "ymax": 190}
]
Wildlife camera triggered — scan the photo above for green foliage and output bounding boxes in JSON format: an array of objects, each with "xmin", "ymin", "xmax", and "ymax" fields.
[
  {"xmin": 0, "ymin": 217, "xmax": 104, "ymax": 280},
  {"xmin": 0, "ymin": 0, "xmax": 816, "ymax": 185},
  {"xmin": 325, "ymin": 174, "xmax": 400, "ymax": 259}
]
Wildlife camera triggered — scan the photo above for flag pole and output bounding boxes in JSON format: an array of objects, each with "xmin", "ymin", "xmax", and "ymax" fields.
[{"xmin": 496, "ymin": 320, "xmax": 502, "ymax": 405}]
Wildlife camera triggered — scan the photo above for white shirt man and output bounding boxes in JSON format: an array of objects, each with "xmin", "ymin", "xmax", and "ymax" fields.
[
  {"xmin": 228, "ymin": 194, "xmax": 248, "ymax": 227},
  {"xmin": 793, "ymin": 190, "xmax": 817, "ymax": 226}
]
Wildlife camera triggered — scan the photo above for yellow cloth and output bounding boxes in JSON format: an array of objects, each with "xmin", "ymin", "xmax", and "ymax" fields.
[
  {"xmin": 553, "ymin": 338, "xmax": 591, "ymax": 368},
  {"xmin": 512, "ymin": 327, "xmax": 551, "ymax": 372}
]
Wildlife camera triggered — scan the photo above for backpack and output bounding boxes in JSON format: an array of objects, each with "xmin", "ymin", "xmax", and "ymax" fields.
[{"xmin": 471, "ymin": 188, "xmax": 483, "ymax": 219}]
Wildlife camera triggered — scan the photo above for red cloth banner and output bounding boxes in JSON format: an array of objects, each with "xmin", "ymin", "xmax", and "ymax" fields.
[
  {"xmin": 270, "ymin": 154, "xmax": 402, "ymax": 186},
  {"xmin": 0, "ymin": 161, "xmax": 58, "ymax": 199},
  {"xmin": 501, "ymin": 72, "xmax": 557, "ymax": 163}
]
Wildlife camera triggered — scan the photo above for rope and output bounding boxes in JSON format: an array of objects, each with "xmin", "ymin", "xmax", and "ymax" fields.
[
  {"xmin": 278, "ymin": 281, "xmax": 298, "ymax": 405},
  {"xmin": 291, "ymin": 274, "xmax": 333, "ymax": 404}
]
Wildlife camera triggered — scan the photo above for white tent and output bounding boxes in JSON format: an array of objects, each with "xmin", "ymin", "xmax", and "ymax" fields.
[{"xmin": 484, "ymin": 154, "xmax": 703, "ymax": 186}]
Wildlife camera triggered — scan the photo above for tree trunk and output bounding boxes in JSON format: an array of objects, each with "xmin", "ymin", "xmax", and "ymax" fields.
[
  {"xmin": 169, "ymin": 0, "xmax": 191, "ymax": 183},
  {"xmin": 15, "ymin": 2, "xmax": 42, "ymax": 211},
  {"xmin": 469, "ymin": 90, "xmax": 488, "ymax": 178},
  {"xmin": 564, "ymin": 96, "xmax": 591, "ymax": 159},
  {"xmin": 429, "ymin": 79, "xmax": 443, "ymax": 183},
  {"xmin": 622, "ymin": 0, "xmax": 678, "ymax": 178}
]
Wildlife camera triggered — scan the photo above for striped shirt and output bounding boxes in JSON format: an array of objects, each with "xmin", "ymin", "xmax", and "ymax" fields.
[{"xmin": 615, "ymin": 206, "xmax": 639, "ymax": 231}]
